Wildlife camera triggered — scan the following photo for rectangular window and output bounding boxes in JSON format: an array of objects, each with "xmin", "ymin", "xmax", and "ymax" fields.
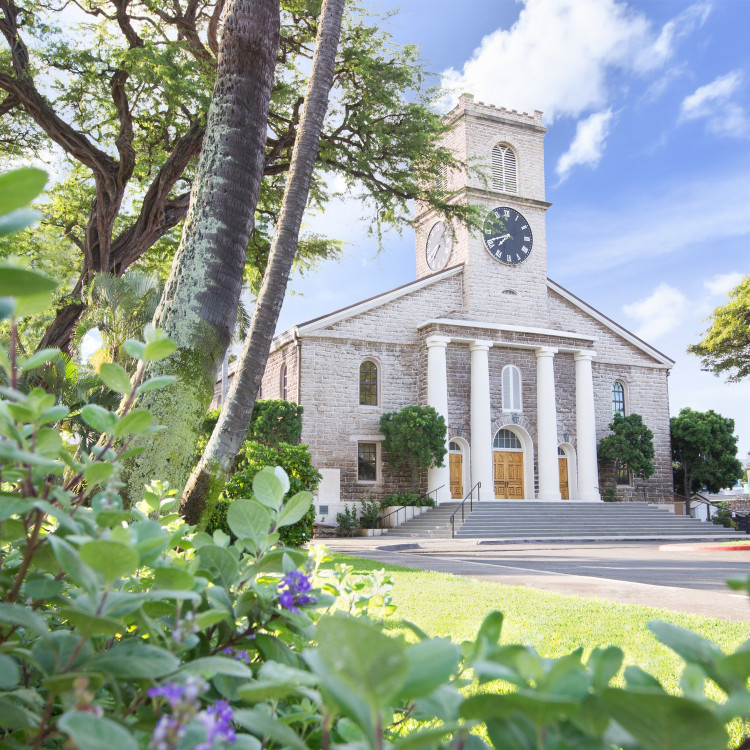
[
  {"xmin": 616, "ymin": 466, "xmax": 630, "ymax": 485},
  {"xmin": 359, "ymin": 362, "xmax": 378, "ymax": 405},
  {"xmin": 358, "ymin": 442, "xmax": 377, "ymax": 482}
]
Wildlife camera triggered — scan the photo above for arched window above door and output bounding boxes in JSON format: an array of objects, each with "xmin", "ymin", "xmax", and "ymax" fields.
[{"xmin": 493, "ymin": 428, "xmax": 522, "ymax": 450}]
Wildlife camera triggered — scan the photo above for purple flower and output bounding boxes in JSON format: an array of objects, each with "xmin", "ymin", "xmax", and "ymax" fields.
[
  {"xmin": 278, "ymin": 569, "xmax": 316, "ymax": 613},
  {"xmin": 148, "ymin": 683, "xmax": 186, "ymax": 708},
  {"xmin": 196, "ymin": 700, "xmax": 236, "ymax": 750},
  {"xmin": 221, "ymin": 647, "xmax": 252, "ymax": 664}
]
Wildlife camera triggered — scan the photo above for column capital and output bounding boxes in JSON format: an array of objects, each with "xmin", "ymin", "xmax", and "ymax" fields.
[
  {"xmin": 535, "ymin": 346, "xmax": 558, "ymax": 358},
  {"xmin": 574, "ymin": 350, "xmax": 597, "ymax": 362},
  {"xmin": 469, "ymin": 339, "xmax": 493, "ymax": 352},
  {"xmin": 425, "ymin": 334, "xmax": 451, "ymax": 348}
]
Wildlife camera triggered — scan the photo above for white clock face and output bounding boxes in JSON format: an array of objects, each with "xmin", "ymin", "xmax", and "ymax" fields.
[{"xmin": 425, "ymin": 221, "xmax": 453, "ymax": 272}]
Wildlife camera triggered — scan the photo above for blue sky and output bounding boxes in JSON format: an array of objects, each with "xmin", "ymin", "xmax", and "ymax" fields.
[{"xmin": 275, "ymin": 0, "xmax": 750, "ymax": 468}]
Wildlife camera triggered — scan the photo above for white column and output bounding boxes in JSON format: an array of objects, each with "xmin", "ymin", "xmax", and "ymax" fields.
[
  {"xmin": 426, "ymin": 335, "xmax": 452, "ymax": 503},
  {"xmin": 535, "ymin": 346, "xmax": 561, "ymax": 500},
  {"xmin": 574, "ymin": 351, "xmax": 601, "ymax": 501},
  {"xmin": 470, "ymin": 340, "xmax": 495, "ymax": 500}
]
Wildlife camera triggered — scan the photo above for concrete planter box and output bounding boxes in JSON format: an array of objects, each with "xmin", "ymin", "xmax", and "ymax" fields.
[
  {"xmin": 379, "ymin": 506, "xmax": 404, "ymax": 528},
  {"xmin": 357, "ymin": 528, "xmax": 382, "ymax": 537}
]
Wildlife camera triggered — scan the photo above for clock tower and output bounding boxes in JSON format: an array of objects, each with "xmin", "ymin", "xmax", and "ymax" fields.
[{"xmin": 415, "ymin": 94, "xmax": 551, "ymax": 326}]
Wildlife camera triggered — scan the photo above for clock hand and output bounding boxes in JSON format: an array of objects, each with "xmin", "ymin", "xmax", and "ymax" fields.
[
  {"xmin": 497, "ymin": 233, "xmax": 511, "ymax": 245},
  {"xmin": 429, "ymin": 243, "xmax": 441, "ymax": 261}
]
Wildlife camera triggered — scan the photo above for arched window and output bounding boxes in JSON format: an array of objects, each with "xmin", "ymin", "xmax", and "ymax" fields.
[
  {"xmin": 502, "ymin": 365, "xmax": 522, "ymax": 411},
  {"xmin": 492, "ymin": 143, "xmax": 517, "ymax": 193},
  {"xmin": 280, "ymin": 364, "xmax": 287, "ymax": 401},
  {"xmin": 359, "ymin": 359, "xmax": 378, "ymax": 406},
  {"xmin": 611, "ymin": 381, "xmax": 625, "ymax": 417},
  {"xmin": 493, "ymin": 429, "xmax": 522, "ymax": 450}
]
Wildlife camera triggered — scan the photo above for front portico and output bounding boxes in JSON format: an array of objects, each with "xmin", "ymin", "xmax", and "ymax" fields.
[{"xmin": 424, "ymin": 325, "xmax": 601, "ymax": 503}]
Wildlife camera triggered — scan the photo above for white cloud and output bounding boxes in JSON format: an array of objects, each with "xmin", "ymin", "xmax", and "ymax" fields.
[
  {"xmin": 622, "ymin": 283, "xmax": 689, "ymax": 340},
  {"xmin": 703, "ymin": 271, "xmax": 746, "ymax": 297},
  {"xmin": 441, "ymin": 0, "xmax": 709, "ymax": 122},
  {"xmin": 556, "ymin": 109, "xmax": 615, "ymax": 182},
  {"xmin": 679, "ymin": 70, "xmax": 750, "ymax": 138}
]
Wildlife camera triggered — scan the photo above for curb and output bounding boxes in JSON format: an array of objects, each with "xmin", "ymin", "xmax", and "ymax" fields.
[{"xmin": 659, "ymin": 542, "xmax": 750, "ymax": 552}]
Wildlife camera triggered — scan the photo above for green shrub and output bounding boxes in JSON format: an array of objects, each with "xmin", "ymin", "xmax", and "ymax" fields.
[
  {"xmin": 248, "ymin": 398, "xmax": 303, "ymax": 445},
  {"xmin": 359, "ymin": 499, "xmax": 380, "ymax": 529},
  {"xmin": 379, "ymin": 490, "xmax": 433, "ymax": 508},
  {"xmin": 336, "ymin": 504, "xmax": 359, "ymax": 536},
  {"xmin": 711, "ymin": 500, "xmax": 737, "ymax": 529},
  {"xmin": 210, "ymin": 440, "xmax": 320, "ymax": 546}
]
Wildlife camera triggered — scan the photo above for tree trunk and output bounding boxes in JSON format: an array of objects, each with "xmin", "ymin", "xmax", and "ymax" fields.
[
  {"xmin": 120, "ymin": 0, "xmax": 280, "ymax": 505},
  {"xmin": 180, "ymin": 0, "xmax": 346, "ymax": 525}
]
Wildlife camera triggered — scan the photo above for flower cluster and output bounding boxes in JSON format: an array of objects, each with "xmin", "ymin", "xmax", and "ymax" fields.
[
  {"xmin": 148, "ymin": 677, "xmax": 235, "ymax": 750},
  {"xmin": 222, "ymin": 646, "xmax": 252, "ymax": 664},
  {"xmin": 278, "ymin": 569, "xmax": 316, "ymax": 614}
]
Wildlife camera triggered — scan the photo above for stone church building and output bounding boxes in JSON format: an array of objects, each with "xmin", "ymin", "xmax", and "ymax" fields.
[{"xmin": 226, "ymin": 94, "xmax": 675, "ymax": 510}]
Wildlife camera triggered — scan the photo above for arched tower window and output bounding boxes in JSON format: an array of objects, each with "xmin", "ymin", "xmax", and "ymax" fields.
[
  {"xmin": 280, "ymin": 364, "xmax": 288, "ymax": 401},
  {"xmin": 611, "ymin": 381, "xmax": 625, "ymax": 417},
  {"xmin": 359, "ymin": 359, "xmax": 379, "ymax": 405},
  {"xmin": 502, "ymin": 365, "xmax": 522, "ymax": 411},
  {"xmin": 492, "ymin": 143, "xmax": 517, "ymax": 193}
]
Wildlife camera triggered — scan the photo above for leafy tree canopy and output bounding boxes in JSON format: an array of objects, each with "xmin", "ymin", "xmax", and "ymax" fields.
[
  {"xmin": 0, "ymin": 0, "xmax": 476, "ymax": 352},
  {"xmin": 598, "ymin": 413, "xmax": 655, "ymax": 482},
  {"xmin": 379, "ymin": 405, "xmax": 447, "ymax": 489},
  {"xmin": 671, "ymin": 407, "xmax": 744, "ymax": 495},
  {"xmin": 248, "ymin": 398, "xmax": 303, "ymax": 446},
  {"xmin": 688, "ymin": 275, "xmax": 750, "ymax": 382}
]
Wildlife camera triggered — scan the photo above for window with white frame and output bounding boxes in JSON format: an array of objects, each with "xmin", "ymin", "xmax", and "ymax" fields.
[
  {"xmin": 280, "ymin": 364, "xmax": 287, "ymax": 401},
  {"xmin": 359, "ymin": 359, "xmax": 378, "ymax": 406},
  {"xmin": 357, "ymin": 442, "xmax": 377, "ymax": 482},
  {"xmin": 611, "ymin": 381, "xmax": 625, "ymax": 417},
  {"xmin": 492, "ymin": 143, "xmax": 517, "ymax": 193},
  {"xmin": 502, "ymin": 365, "xmax": 522, "ymax": 411},
  {"xmin": 493, "ymin": 429, "xmax": 522, "ymax": 450}
]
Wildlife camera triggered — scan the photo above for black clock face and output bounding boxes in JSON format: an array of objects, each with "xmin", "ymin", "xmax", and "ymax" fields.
[{"xmin": 482, "ymin": 207, "xmax": 533, "ymax": 266}]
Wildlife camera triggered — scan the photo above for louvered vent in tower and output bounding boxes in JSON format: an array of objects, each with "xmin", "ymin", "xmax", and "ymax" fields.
[{"xmin": 491, "ymin": 144, "xmax": 517, "ymax": 193}]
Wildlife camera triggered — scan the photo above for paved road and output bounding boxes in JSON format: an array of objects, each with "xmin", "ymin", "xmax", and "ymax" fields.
[{"xmin": 324, "ymin": 538, "xmax": 750, "ymax": 621}]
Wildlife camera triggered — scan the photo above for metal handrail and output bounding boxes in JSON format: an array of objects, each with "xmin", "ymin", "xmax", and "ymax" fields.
[
  {"xmin": 449, "ymin": 481, "xmax": 481, "ymax": 539},
  {"xmin": 678, "ymin": 492, "xmax": 750, "ymax": 532},
  {"xmin": 376, "ymin": 485, "xmax": 445, "ymax": 529}
]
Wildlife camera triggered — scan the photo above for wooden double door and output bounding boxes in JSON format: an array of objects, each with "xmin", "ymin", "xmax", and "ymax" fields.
[
  {"xmin": 493, "ymin": 451, "xmax": 524, "ymax": 499},
  {"xmin": 449, "ymin": 453, "xmax": 463, "ymax": 498}
]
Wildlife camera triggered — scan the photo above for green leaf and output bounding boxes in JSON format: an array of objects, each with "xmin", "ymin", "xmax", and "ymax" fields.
[
  {"xmin": 153, "ymin": 566, "xmax": 194, "ymax": 591},
  {"xmin": 180, "ymin": 656, "xmax": 254, "ymax": 678},
  {"xmin": 143, "ymin": 338, "xmax": 176, "ymax": 361},
  {"xmin": 588, "ymin": 646, "xmax": 624, "ymax": 689},
  {"xmin": 98, "ymin": 362, "xmax": 133, "ymax": 394},
  {"xmin": 31, "ymin": 631, "xmax": 93, "ymax": 674},
  {"xmin": 0, "ymin": 263, "xmax": 57, "ymax": 297},
  {"xmin": 13, "ymin": 290, "xmax": 54, "ymax": 318},
  {"xmin": 48, "ymin": 536, "xmax": 102, "ymax": 596},
  {"xmin": 123, "ymin": 339, "xmax": 146, "ymax": 359},
  {"xmin": 19, "ymin": 348, "xmax": 61, "ymax": 373},
  {"xmin": 314, "ymin": 615, "xmax": 409, "ymax": 708},
  {"xmin": 0, "ymin": 208, "xmax": 42, "ymax": 237},
  {"xmin": 252, "ymin": 468, "xmax": 284, "ymax": 510},
  {"xmin": 138, "ymin": 375, "xmax": 176, "ymax": 393},
  {"xmin": 0, "ymin": 168, "xmax": 47, "ymax": 213},
  {"xmin": 602, "ymin": 688, "xmax": 728, "ymax": 750},
  {"xmin": 233, "ymin": 708, "xmax": 310, "ymax": 750},
  {"xmin": 195, "ymin": 545, "xmax": 239, "ymax": 590},
  {"xmin": 277, "ymin": 491, "xmax": 313, "ymax": 528},
  {"xmin": 461, "ymin": 691, "xmax": 580, "ymax": 726},
  {"xmin": 0, "ymin": 297, "xmax": 14, "ymax": 321},
  {"xmin": 24, "ymin": 572, "xmax": 64, "ymax": 599},
  {"xmin": 58, "ymin": 711, "xmax": 138, "ymax": 750},
  {"xmin": 0, "ymin": 495, "xmax": 34, "ymax": 520},
  {"xmin": 79, "ymin": 540, "xmax": 139, "ymax": 582},
  {"xmin": 89, "ymin": 641, "xmax": 179, "ymax": 679},
  {"xmin": 80, "ymin": 404, "xmax": 118, "ymax": 434},
  {"xmin": 83, "ymin": 462, "xmax": 115, "ymax": 486},
  {"xmin": 58, "ymin": 607, "xmax": 125, "ymax": 637},
  {"xmin": 397, "ymin": 638, "xmax": 461, "ymax": 701},
  {"xmin": 648, "ymin": 621, "xmax": 723, "ymax": 670},
  {"xmin": 114, "ymin": 409, "xmax": 152, "ymax": 437},
  {"xmin": 227, "ymin": 498, "xmax": 272, "ymax": 541},
  {"xmin": 0, "ymin": 602, "xmax": 48, "ymax": 635},
  {"xmin": 0, "ymin": 654, "xmax": 20, "ymax": 688}
]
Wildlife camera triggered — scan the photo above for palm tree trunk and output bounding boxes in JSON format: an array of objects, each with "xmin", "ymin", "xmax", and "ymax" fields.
[
  {"xmin": 180, "ymin": 0, "xmax": 346, "ymax": 525},
  {"xmin": 120, "ymin": 0, "xmax": 280, "ymax": 505}
]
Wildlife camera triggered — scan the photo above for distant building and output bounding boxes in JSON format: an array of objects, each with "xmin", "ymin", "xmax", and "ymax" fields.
[{"xmin": 220, "ymin": 95, "xmax": 675, "ymax": 511}]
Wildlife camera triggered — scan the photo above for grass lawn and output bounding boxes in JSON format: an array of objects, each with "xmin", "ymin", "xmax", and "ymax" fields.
[{"xmin": 330, "ymin": 553, "xmax": 750, "ymax": 694}]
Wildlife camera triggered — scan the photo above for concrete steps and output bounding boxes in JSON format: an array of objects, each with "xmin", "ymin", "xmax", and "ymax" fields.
[{"xmin": 384, "ymin": 501, "xmax": 748, "ymax": 542}]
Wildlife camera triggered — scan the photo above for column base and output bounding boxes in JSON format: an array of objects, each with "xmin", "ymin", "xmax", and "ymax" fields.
[
  {"xmin": 578, "ymin": 493, "xmax": 602, "ymax": 502},
  {"xmin": 537, "ymin": 491, "xmax": 562, "ymax": 501}
]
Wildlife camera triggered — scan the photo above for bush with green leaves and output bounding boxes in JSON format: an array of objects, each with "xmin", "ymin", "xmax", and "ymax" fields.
[
  {"xmin": 336, "ymin": 503, "xmax": 359, "ymax": 537},
  {"xmin": 209, "ymin": 441, "xmax": 320, "ymax": 546},
  {"xmin": 4, "ymin": 168, "xmax": 750, "ymax": 750},
  {"xmin": 359, "ymin": 499, "xmax": 380, "ymax": 529},
  {"xmin": 380, "ymin": 491, "xmax": 435, "ymax": 508}
]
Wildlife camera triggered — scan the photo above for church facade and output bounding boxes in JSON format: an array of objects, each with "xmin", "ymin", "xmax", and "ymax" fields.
[{"xmin": 253, "ymin": 94, "xmax": 675, "ymax": 508}]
